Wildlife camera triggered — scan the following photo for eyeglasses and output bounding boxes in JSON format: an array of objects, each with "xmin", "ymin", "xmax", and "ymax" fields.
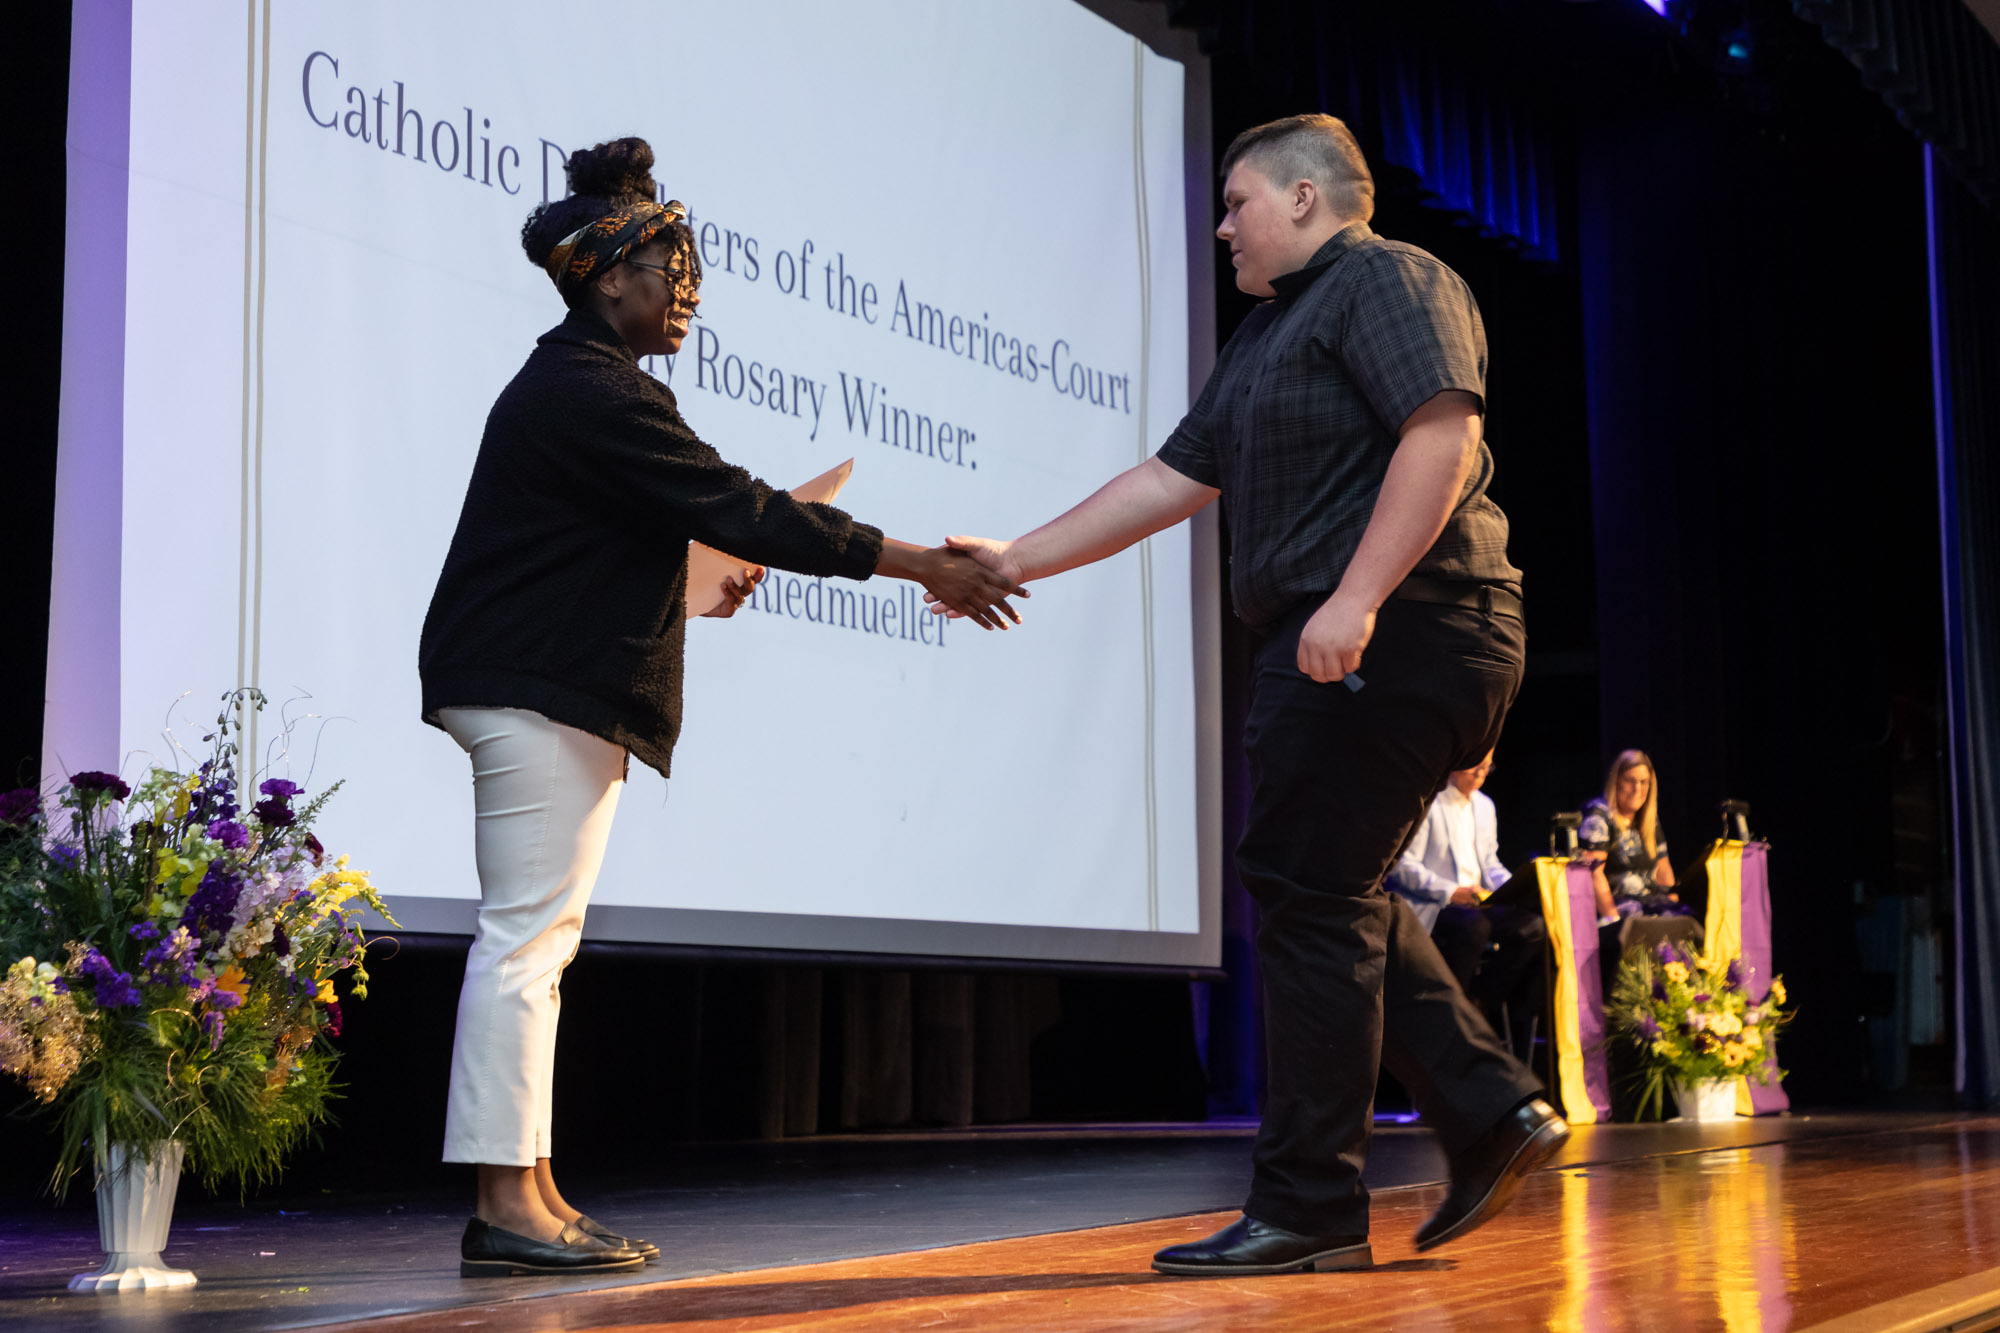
[{"xmin": 624, "ymin": 259, "xmax": 695, "ymax": 291}]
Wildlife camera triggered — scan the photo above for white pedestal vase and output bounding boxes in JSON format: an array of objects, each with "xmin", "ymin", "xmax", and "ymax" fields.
[
  {"xmin": 1671, "ymin": 1077, "xmax": 1743, "ymax": 1123},
  {"xmin": 68, "ymin": 1142, "xmax": 198, "ymax": 1292}
]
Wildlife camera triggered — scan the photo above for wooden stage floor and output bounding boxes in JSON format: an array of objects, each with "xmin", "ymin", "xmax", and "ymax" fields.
[{"xmin": 319, "ymin": 1113, "xmax": 2000, "ymax": 1333}]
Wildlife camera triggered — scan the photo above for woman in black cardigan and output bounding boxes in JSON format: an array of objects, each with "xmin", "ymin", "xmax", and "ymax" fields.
[{"xmin": 420, "ymin": 138, "xmax": 1024, "ymax": 1277}]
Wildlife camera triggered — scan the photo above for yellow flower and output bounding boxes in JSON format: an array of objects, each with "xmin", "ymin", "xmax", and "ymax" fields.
[
  {"xmin": 1744, "ymin": 1029, "xmax": 1764, "ymax": 1052},
  {"xmin": 1770, "ymin": 979, "xmax": 1788, "ymax": 1006},
  {"xmin": 1663, "ymin": 961, "xmax": 1689, "ymax": 985},
  {"xmin": 309, "ymin": 855, "xmax": 375, "ymax": 908},
  {"xmin": 315, "ymin": 978, "xmax": 336, "ymax": 1004},
  {"xmin": 214, "ymin": 966, "xmax": 250, "ymax": 1004},
  {"xmin": 1720, "ymin": 1042, "xmax": 1748, "ymax": 1068},
  {"xmin": 1713, "ymin": 1013, "xmax": 1742, "ymax": 1038}
]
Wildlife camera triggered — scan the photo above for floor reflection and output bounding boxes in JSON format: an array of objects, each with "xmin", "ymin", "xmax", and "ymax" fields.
[{"xmin": 1542, "ymin": 1142, "xmax": 1796, "ymax": 1332}]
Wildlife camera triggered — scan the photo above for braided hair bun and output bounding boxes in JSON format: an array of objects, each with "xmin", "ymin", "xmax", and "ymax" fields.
[
  {"xmin": 563, "ymin": 137, "xmax": 657, "ymax": 203},
  {"xmin": 521, "ymin": 135, "xmax": 662, "ymax": 272}
]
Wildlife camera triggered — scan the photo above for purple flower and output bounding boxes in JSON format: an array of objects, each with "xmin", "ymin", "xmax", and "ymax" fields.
[
  {"xmin": 68, "ymin": 771, "xmax": 131, "ymax": 801},
  {"xmin": 260, "ymin": 778, "xmax": 302, "ymax": 800},
  {"xmin": 1724, "ymin": 959, "xmax": 1745, "ymax": 992},
  {"xmin": 201, "ymin": 786, "xmax": 240, "ymax": 823},
  {"xmin": 304, "ymin": 833, "xmax": 324, "ymax": 865},
  {"xmin": 272, "ymin": 924, "xmax": 290, "ymax": 957},
  {"xmin": 50, "ymin": 976, "xmax": 68, "ymax": 994},
  {"xmin": 200, "ymin": 1010, "xmax": 226, "ymax": 1052},
  {"xmin": 128, "ymin": 922, "xmax": 160, "ymax": 941},
  {"xmin": 48, "ymin": 844, "xmax": 81, "ymax": 872},
  {"xmin": 188, "ymin": 763, "xmax": 239, "ymax": 825},
  {"xmin": 206, "ymin": 988, "xmax": 242, "ymax": 1011},
  {"xmin": 206, "ymin": 819, "xmax": 249, "ymax": 849},
  {"xmin": 1638, "ymin": 1012, "xmax": 1661, "ymax": 1040},
  {"xmin": 1655, "ymin": 942, "xmax": 1678, "ymax": 966},
  {"xmin": 181, "ymin": 863, "xmax": 245, "ymax": 939},
  {"xmin": 1692, "ymin": 992, "xmax": 1712, "ymax": 1005},
  {"xmin": 1651, "ymin": 975, "xmax": 1669, "ymax": 1002},
  {"xmin": 252, "ymin": 798, "xmax": 296, "ymax": 828},
  {"xmin": 76, "ymin": 947, "xmax": 141, "ymax": 1008},
  {"xmin": 0, "ymin": 787, "xmax": 40, "ymax": 826},
  {"xmin": 139, "ymin": 930, "xmax": 198, "ymax": 987}
]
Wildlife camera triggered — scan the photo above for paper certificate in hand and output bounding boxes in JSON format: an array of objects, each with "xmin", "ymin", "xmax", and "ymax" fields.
[{"xmin": 685, "ymin": 458, "xmax": 855, "ymax": 616}]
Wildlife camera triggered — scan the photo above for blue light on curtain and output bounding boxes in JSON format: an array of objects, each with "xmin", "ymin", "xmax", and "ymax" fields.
[
  {"xmin": 1206, "ymin": 5, "xmax": 1566, "ymax": 265},
  {"xmin": 1925, "ymin": 146, "xmax": 2000, "ymax": 1106},
  {"xmin": 1372, "ymin": 33, "xmax": 1563, "ymax": 263}
]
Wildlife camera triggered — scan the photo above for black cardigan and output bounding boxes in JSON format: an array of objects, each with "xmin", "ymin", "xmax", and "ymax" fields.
[{"xmin": 419, "ymin": 308, "xmax": 885, "ymax": 776}]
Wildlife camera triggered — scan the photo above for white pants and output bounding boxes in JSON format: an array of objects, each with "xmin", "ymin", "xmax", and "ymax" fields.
[{"xmin": 438, "ymin": 707, "xmax": 626, "ymax": 1165}]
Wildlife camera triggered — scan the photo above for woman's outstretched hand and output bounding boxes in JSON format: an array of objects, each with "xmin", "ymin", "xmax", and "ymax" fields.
[{"xmin": 877, "ymin": 539, "xmax": 1028, "ymax": 630}]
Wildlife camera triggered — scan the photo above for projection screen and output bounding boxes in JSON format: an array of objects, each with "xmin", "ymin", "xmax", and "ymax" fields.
[{"xmin": 48, "ymin": 0, "xmax": 1221, "ymax": 969}]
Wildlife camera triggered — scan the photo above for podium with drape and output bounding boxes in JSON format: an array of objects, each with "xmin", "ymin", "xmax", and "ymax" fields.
[
  {"xmin": 1696, "ymin": 840, "xmax": 1790, "ymax": 1116},
  {"xmin": 1533, "ymin": 858, "xmax": 1612, "ymax": 1125},
  {"xmin": 1533, "ymin": 843, "xmax": 1788, "ymax": 1124}
]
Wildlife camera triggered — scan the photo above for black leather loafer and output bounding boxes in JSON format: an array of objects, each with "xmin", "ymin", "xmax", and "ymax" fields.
[
  {"xmin": 575, "ymin": 1214, "xmax": 659, "ymax": 1262},
  {"xmin": 1152, "ymin": 1215, "xmax": 1372, "ymax": 1275},
  {"xmin": 460, "ymin": 1217, "xmax": 647, "ymax": 1277},
  {"xmin": 1414, "ymin": 1096, "xmax": 1570, "ymax": 1252}
]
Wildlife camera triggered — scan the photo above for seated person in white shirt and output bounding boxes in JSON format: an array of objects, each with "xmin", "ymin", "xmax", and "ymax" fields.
[{"xmin": 1389, "ymin": 751, "xmax": 1509, "ymax": 991}]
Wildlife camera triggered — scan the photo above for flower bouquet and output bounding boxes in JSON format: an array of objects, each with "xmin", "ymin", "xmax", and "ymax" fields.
[
  {"xmin": 1607, "ymin": 941, "xmax": 1793, "ymax": 1122},
  {"xmin": 0, "ymin": 690, "xmax": 395, "ymax": 1289}
]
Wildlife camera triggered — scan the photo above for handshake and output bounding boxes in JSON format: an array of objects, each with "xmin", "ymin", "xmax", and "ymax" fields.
[
  {"xmin": 702, "ymin": 535, "xmax": 1028, "ymax": 631},
  {"xmin": 899, "ymin": 535, "xmax": 1027, "ymax": 632}
]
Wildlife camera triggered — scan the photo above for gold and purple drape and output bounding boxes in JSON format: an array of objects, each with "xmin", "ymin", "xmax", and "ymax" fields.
[
  {"xmin": 1534, "ymin": 857, "xmax": 1612, "ymax": 1124},
  {"xmin": 1700, "ymin": 840, "xmax": 1790, "ymax": 1115}
]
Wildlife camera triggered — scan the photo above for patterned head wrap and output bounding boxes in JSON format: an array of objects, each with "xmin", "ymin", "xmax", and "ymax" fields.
[{"xmin": 543, "ymin": 198, "xmax": 689, "ymax": 297}]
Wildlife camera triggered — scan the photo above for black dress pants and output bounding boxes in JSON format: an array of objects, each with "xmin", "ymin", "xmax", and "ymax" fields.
[{"xmin": 1239, "ymin": 596, "xmax": 1543, "ymax": 1237}]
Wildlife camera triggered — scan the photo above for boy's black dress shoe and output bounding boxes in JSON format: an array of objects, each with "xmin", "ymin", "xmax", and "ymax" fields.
[
  {"xmin": 459, "ymin": 1217, "xmax": 647, "ymax": 1277},
  {"xmin": 1151, "ymin": 1215, "xmax": 1372, "ymax": 1275},
  {"xmin": 576, "ymin": 1214, "xmax": 659, "ymax": 1262},
  {"xmin": 1414, "ymin": 1096, "xmax": 1570, "ymax": 1252}
]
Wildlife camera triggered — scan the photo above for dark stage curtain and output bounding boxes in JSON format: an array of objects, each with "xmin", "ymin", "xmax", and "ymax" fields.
[
  {"xmin": 1795, "ymin": 0, "xmax": 2000, "ymax": 211},
  {"xmin": 1926, "ymin": 151, "xmax": 2000, "ymax": 1106},
  {"xmin": 1572, "ymin": 85, "xmax": 1939, "ymax": 1103},
  {"xmin": 0, "ymin": 947, "xmax": 1218, "ymax": 1201},
  {"xmin": 1191, "ymin": 1, "xmax": 1564, "ymax": 262}
]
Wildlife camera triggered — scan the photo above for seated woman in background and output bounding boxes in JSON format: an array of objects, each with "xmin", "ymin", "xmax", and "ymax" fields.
[{"xmin": 1580, "ymin": 749, "xmax": 1680, "ymax": 916}]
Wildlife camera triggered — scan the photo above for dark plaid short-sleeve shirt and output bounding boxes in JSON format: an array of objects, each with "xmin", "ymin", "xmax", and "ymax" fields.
[{"xmin": 1157, "ymin": 223, "xmax": 1520, "ymax": 630}]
